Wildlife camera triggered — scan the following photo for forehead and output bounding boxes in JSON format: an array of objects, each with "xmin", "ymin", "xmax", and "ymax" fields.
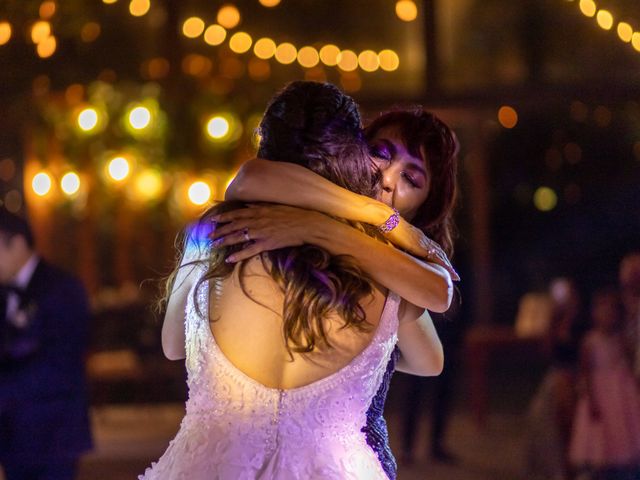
[{"xmin": 371, "ymin": 126, "xmax": 427, "ymax": 166}]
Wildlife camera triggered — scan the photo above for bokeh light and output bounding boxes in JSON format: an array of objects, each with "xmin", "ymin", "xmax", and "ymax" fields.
[
  {"xmin": 39, "ymin": 1, "xmax": 57, "ymax": 19},
  {"xmin": 32, "ymin": 172, "xmax": 52, "ymax": 196},
  {"xmin": 617, "ymin": 22, "xmax": 633, "ymax": 42},
  {"xmin": 206, "ymin": 116, "xmax": 230, "ymax": 139},
  {"xmin": 596, "ymin": 10, "xmax": 613, "ymax": 30},
  {"xmin": 204, "ymin": 24, "xmax": 226, "ymax": 46},
  {"xmin": 77, "ymin": 108, "xmax": 99, "ymax": 132},
  {"xmin": 128, "ymin": 106, "xmax": 152, "ymax": 130},
  {"xmin": 533, "ymin": 187, "xmax": 558, "ymax": 211},
  {"xmin": 254, "ymin": 37, "xmax": 276, "ymax": 59},
  {"xmin": 217, "ymin": 4, "xmax": 240, "ymax": 29},
  {"xmin": 632, "ymin": 32, "xmax": 640, "ymax": 52},
  {"xmin": 61, "ymin": 172, "xmax": 81, "ymax": 196},
  {"xmin": 229, "ymin": 31, "xmax": 252, "ymax": 54},
  {"xmin": 0, "ymin": 22, "xmax": 11, "ymax": 46},
  {"xmin": 188, "ymin": 181, "xmax": 212, "ymax": 205},
  {"xmin": 275, "ymin": 42, "xmax": 297, "ymax": 64},
  {"xmin": 31, "ymin": 21, "xmax": 51, "ymax": 44},
  {"xmin": 319, "ymin": 44, "xmax": 340, "ymax": 66},
  {"xmin": 358, "ymin": 50, "xmax": 379, "ymax": 72},
  {"xmin": 182, "ymin": 17, "xmax": 205, "ymax": 38},
  {"xmin": 36, "ymin": 35, "xmax": 57, "ymax": 58},
  {"xmin": 108, "ymin": 156, "xmax": 131, "ymax": 181},
  {"xmin": 81, "ymin": 22, "xmax": 101, "ymax": 43},
  {"xmin": 579, "ymin": 0, "xmax": 596, "ymax": 17},
  {"xmin": 337, "ymin": 50, "xmax": 358, "ymax": 72},
  {"xmin": 297, "ymin": 46, "xmax": 319, "ymax": 68},
  {"xmin": 133, "ymin": 169, "xmax": 163, "ymax": 201},
  {"xmin": 259, "ymin": 0, "xmax": 281, "ymax": 6},
  {"xmin": 378, "ymin": 49, "xmax": 400, "ymax": 71},
  {"xmin": 395, "ymin": 0, "xmax": 418, "ymax": 22},
  {"xmin": 129, "ymin": 0, "xmax": 150, "ymax": 17},
  {"xmin": 498, "ymin": 106, "xmax": 518, "ymax": 128}
]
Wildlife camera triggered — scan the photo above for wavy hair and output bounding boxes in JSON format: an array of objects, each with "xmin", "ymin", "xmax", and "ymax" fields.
[{"xmin": 164, "ymin": 82, "xmax": 380, "ymax": 354}]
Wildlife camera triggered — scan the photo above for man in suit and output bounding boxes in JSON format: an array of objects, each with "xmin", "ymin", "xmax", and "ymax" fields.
[{"xmin": 0, "ymin": 209, "xmax": 92, "ymax": 480}]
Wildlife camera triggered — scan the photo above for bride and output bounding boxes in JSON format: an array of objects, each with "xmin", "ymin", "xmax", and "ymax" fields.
[{"xmin": 140, "ymin": 81, "xmax": 456, "ymax": 479}]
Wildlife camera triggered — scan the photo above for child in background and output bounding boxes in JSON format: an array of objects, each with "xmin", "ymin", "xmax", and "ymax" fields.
[{"xmin": 570, "ymin": 288, "xmax": 640, "ymax": 480}]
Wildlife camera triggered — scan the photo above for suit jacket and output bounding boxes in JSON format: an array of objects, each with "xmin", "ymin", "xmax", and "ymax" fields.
[{"xmin": 0, "ymin": 260, "xmax": 93, "ymax": 464}]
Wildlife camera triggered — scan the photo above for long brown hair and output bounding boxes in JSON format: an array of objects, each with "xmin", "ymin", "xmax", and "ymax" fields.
[
  {"xmin": 364, "ymin": 108, "xmax": 459, "ymax": 257},
  {"xmin": 164, "ymin": 82, "xmax": 381, "ymax": 354}
]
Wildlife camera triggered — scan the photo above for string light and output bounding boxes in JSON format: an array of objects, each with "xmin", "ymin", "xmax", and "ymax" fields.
[
  {"xmin": 337, "ymin": 50, "xmax": 358, "ymax": 72},
  {"xmin": 206, "ymin": 116, "xmax": 230, "ymax": 139},
  {"xmin": 395, "ymin": 0, "xmax": 418, "ymax": 22},
  {"xmin": 217, "ymin": 4, "xmax": 241, "ymax": 29},
  {"xmin": 0, "ymin": 22, "xmax": 11, "ymax": 46},
  {"xmin": 61, "ymin": 172, "xmax": 81, "ymax": 196},
  {"xmin": 297, "ymin": 46, "xmax": 319, "ymax": 68},
  {"xmin": 32, "ymin": 172, "xmax": 52, "ymax": 196},
  {"xmin": 108, "ymin": 156, "xmax": 131, "ymax": 181},
  {"xmin": 229, "ymin": 31, "xmax": 252, "ymax": 53},
  {"xmin": 378, "ymin": 49, "xmax": 400, "ymax": 71},
  {"xmin": 498, "ymin": 106, "xmax": 518, "ymax": 128},
  {"xmin": 188, "ymin": 181, "xmax": 212, "ymax": 205},
  {"xmin": 182, "ymin": 17, "xmax": 205, "ymax": 38},
  {"xmin": 254, "ymin": 37, "xmax": 276, "ymax": 59},
  {"xmin": 259, "ymin": 0, "xmax": 281, "ymax": 7},
  {"xmin": 596, "ymin": 9, "xmax": 613, "ymax": 30},
  {"xmin": 275, "ymin": 42, "xmax": 297, "ymax": 64},
  {"xmin": 358, "ymin": 50, "xmax": 379, "ymax": 72},
  {"xmin": 579, "ymin": 0, "xmax": 596, "ymax": 17},
  {"xmin": 129, "ymin": 0, "xmax": 150, "ymax": 17},
  {"xmin": 319, "ymin": 44, "xmax": 340, "ymax": 66},
  {"xmin": 31, "ymin": 21, "xmax": 51, "ymax": 44},
  {"xmin": 77, "ymin": 108, "xmax": 100, "ymax": 132},
  {"xmin": 128, "ymin": 106, "xmax": 152, "ymax": 129},
  {"xmin": 204, "ymin": 24, "xmax": 226, "ymax": 46},
  {"xmin": 617, "ymin": 22, "xmax": 633, "ymax": 42},
  {"xmin": 39, "ymin": 2, "xmax": 57, "ymax": 19},
  {"xmin": 37, "ymin": 35, "xmax": 57, "ymax": 58}
]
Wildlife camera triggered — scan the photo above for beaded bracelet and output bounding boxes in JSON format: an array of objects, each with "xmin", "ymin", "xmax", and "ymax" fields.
[{"xmin": 378, "ymin": 207, "xmax": 400, "ymax": 233}]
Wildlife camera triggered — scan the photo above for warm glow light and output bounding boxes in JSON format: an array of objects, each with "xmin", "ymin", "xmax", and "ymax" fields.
[
  {"xmin": 579, "ymin": 0, "xmax": 596, "ymax": 17},
  {"xmin": 395, "ymin": 0, "xmax": 418, "ymax": 22},
  {"xmin": 129, "ymin": 0, "xmax": 150, "ymax": 17},
  {"xmin": 77, "ymin": 108, "xmax": 99, "ymax": 131},
  {"xmin": 134, "ymin": 169, "xmax": 163, "ymax": 201},
  {"xmin": 32, "ymin": 172, "xmax": 52, "ymax": 196},
  {"xmin": 534, "ymin": 187, "xmax": 558, "ymax": 211},
  {"xmin": 378, "ymin": 49, "xmax": 400, "ymax": 71},
  {"xmin": 217, "ymin": 4, "xmax": 241, "ymax": 29},
  {"xmin": 31, "ymin": 21, "xmax": 51, "ymax": 44},
  {"xmin": 358, "ymin": 50, "xmax": 379, "ymax": 72},
  {"xmin": 0, "ymin": 22, "xmax": 11, "ymax": 46},
  {"xmin": 128, "ymin": 106, "xmax": 152, "ymax": 129},
  {"xmin": 617, "ymin": 22, "xmax": 633, "ymax": 42},
  {"xmin": 61, "ymin": 172, "xmax": 80, "ymax": 195},
  {"xmin": 206, "ymin": 116, "xmax": 230, "ymax": 139},
  {"xmin": 188, "ymin": 181, "xmax": 212, "ymax": 205},
  {"xmin": 254, "ymin": 37, "xmax": 276, "ymax": 59},
  {"xmin": 103, "ymin": 0, "xmax": 118, "ymax": 3},
  {"xmin": 632, "ymin": 32, "xmax": 640, "ymax": 52},
  {"xmin": 229, "ymin": 31, "xmax": 252, "ymax": 53},
  {"xmin": 259, "ymin": 0, "xmax": 281, "ymax": 6},
  {"xmin": 204, "ymin": 24, "xmax": 226, "ymax": 46},
  {"xmin": 39, "ymin": 2, "xmax": 57, "ymax": 19},
  {"xmin": 275, "ymin": 42, "xmax": 297, "ymax": 64},
  {"xmin": 596, "ymin": 10, "xmax": 613, "ymax": 30},
  {"xmin": 37, "ymin": 35, "xmax": 57, "ymax": 58},
  {"xmin": 81, "ymin": 22, "xmax": 101, "ymax": 43},
  {"xmin": 182, "ymin": 17, "xmax": 205, "ymax": 38},
  {"xmin": 337, "ymin": 50, "xmax": 358, "ymax": 72},
  {"xmin": 108, "ymin": 157, "xmax": 130, "ymax": 181},
  {"xmin": 498, "ymin": 106, "xmax": 518, "ymax": 128},
  {"xmin": 297, "ymin": 46, "xmax": 319, "ymax": 68},
  {"xmin": 319, "ymin": 44, "xmax": 340, "ymax": 66}
]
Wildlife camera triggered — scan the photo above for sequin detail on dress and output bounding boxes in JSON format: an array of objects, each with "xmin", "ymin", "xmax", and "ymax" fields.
[
  {"xmin": 362, "ymin": 345, "xmax": 400, "ymax": 480},
  {"xmin": 139, "ymin": 269, "xmax": 401, "ymax": 480}
]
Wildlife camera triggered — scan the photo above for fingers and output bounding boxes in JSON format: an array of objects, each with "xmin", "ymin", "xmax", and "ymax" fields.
[
  {"xmin": 212, "ymin": 208, "xmax": 258, "ymax": 224},
  {"xmin": 213, "ymin": 219, "xmax": 252, "ymax": 239},
  {"xmin": 226, "ymin": 241, "xmax": 268, "ymax": 263},
  {"xmin": 212, "ymin": 228, "xmax": 256, "ymax": 249}
]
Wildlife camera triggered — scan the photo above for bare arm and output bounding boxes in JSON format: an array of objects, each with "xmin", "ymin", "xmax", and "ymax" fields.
[
  {"xmin": 212, "ymin": 206, "xmax": 453, "ymax": 312},
  {"xmin": 226, "ymin": 159, "xmax": 457, "ymax": 273},
  {"xmin": 395, "ymin": 301, "xmax": 444, "ymax": 376},
  {"xmin": 161, "ymin": 248, "xmax": 203, "ymax": 361}
]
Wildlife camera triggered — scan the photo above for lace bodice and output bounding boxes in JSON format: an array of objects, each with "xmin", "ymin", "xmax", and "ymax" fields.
[{"xmin": 140, "ymin": 271, "xmax": 400, "ymax": 480}]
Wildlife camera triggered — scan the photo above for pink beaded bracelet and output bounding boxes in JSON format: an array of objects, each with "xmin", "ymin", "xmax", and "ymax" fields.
[{"xmin": 378, "ymin": 208, "xmax": 400, "ymax": 233}]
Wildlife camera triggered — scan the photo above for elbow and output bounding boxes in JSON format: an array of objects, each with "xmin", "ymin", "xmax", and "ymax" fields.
[
  {"xmin": 162, "ymin": 343, "xmax": 185, "ymax": 361},
  {"xmin": 411, "ymin": 353, "xmax": 444, "ymax": 377},
  {"xmin": 423, "ymin": 275, "xmax": 453, "ymax": 313}
]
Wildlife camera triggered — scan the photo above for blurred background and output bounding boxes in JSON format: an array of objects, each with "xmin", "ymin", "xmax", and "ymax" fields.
[{"xmin": 1, "ymin": 0, "xmax": 640, "ymax": 478}]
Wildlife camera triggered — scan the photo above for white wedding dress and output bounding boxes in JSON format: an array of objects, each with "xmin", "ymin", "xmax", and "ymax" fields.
[{"xmin": 139, "ymin": 269, "xmax": 400, "ymax": 479}]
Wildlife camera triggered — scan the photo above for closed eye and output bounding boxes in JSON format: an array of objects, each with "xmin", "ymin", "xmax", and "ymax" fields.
[{"xmin": 369, "ymin": 141, "xmax": 392, "ymax": 161}]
